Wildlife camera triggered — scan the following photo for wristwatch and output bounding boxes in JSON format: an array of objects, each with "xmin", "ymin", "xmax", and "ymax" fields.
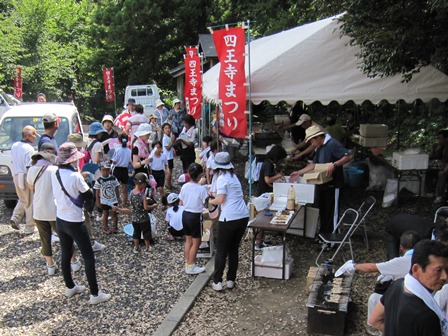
[{"xmin": 333, "ymin": 162, "xmax": 338, "ymax": 167}]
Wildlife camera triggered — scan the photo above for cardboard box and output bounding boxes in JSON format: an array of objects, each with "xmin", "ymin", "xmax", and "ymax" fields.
[
  {"xmin": 359, "ymin": 124, "xmax": 388, "ymax": 137},
  {"xmin": 303, "ymin": 164, "xmax": 333, "ymax": 184},
  {"xmin": 197, "ymin": 219, "xmax": 213, "ymax": 258},
  {"xmin": 253, "ymin": 255, "xmax": 293, "ymax": 280},
  {"xmin": 358, "ymin": 136, "xmax": 388, "ymax": 147},
  {"xmin": 306, "ymin": 267, "xmax": 318, "ymax": 293},
  {"xmin": 392, "ymin": 152, "xmax": 429, "ymax": 170}
]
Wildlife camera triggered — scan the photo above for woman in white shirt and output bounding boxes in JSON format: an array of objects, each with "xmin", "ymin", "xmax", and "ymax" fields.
[{"xmin": 208, "ymin": 152, "xmax": 249, "ymax": 291}]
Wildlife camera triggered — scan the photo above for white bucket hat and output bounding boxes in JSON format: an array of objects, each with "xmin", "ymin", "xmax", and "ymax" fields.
[
  {"xmin": 134, "ymin": 123, "xmax": 152, "ymax": 137},
  {"xmin": 213, "ymin": 152, "xmax": 234, "ymax": 170}
]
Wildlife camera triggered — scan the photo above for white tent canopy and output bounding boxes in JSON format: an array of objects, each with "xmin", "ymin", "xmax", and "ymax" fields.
[{"xmin": 202, "ymin": 15, "xmax": 448, "ymax": 105}]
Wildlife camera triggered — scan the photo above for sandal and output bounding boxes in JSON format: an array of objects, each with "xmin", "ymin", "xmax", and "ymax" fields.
[
  {"xmin": 103, "ymin": 227, "xmax": 112, "ymax": 234},
  {"xmin": 111, "ymin": 227, "xmax": 119, "ymax": 234}
]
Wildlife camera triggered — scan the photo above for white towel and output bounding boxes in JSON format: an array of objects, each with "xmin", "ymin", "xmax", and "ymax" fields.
[{"xmin": 404, "ymin": 274, "xmax": 448, "ymax": 336}]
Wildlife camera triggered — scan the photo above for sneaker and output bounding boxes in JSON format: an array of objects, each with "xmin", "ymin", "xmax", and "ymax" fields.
[
  {"xmin": 226, "ymin": 280, "xmax": 235, "ymax": 289},
  {"xmin": 51, "ymin": 235, "xmax": 60, "ymax": 243},
  {"xmin": 133, "ymin": 246, "xmax": 139, "ymax": 254},
  {"xmin": 24, "ymin": 227, "xmax": 37, "ymax": 235},
  {"xmin": 47, "ymin": 265, "xmax": 57, "ymax": 276},
  {"xmin": 89, "ymin": 290, "xmax": 111, "ymax": 305},
  {"xmin": 71, "ymin": 260, "xmax": 82, "ymax": 272},
  {"xmin": 95, "ymin": 215, "xmax": 103, "ymax": 222},
  {"xmin": 434, "ymin": 196, "xmax": 443, "ymax": 204},
  {"xmin": 91, "ymin": 240, "xmax": 105, "ymax": 252},
  {"xmin": 65, "ymin": 284, "xmax": 85, "ymax": 298},
  {"xmin": 10, "ymin": 219, "xmax": 20, "ymax": 230},
  {"xmin": 185, "ymin": 264, "xmax": 206, "ymax": 275},
  {"xmin": 212, "ymin": 282, "xmax": 223, "ymax": 291},
  {"xmin": 255, "ymin": 242, "xmax": 268, "ymax": 251},
  {"xmin": 145, "ymin": 246, "xmax": 153, "ymax": 254}
]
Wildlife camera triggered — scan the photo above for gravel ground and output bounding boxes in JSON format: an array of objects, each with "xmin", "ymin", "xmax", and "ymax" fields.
[{"xmin": 0, "ymin": 155, "xmax": 440, "ymax": 335}]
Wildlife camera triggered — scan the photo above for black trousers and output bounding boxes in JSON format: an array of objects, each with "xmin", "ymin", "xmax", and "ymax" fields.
[
  {"xmin": 316, "ymin": 185, "xmax": 338, "ymax": 234},
  {"xmin": 213, "ymin": 217, "xmax": 248, "ymax": 284}
]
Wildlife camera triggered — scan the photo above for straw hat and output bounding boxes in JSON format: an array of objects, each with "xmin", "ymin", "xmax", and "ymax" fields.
[{"xmin": 304, "ymin": 125, "xmax": 326, "ymax": 142}]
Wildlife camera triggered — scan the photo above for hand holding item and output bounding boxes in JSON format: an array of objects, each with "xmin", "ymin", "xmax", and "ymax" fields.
[
  {"xmin": 326, "ymin": 163, "xmax": 335, "ymax": 177},
  {"xmin": 335, "ymin": 260, "xmax": 355, "ymax": 277},
  {"xmin": 289, "ymin": 171, "xmax": 300, "ymax": 183}
]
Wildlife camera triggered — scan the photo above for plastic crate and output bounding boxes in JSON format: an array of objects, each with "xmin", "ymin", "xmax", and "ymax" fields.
[{"xmin": 392, "ymin": 152, "xmax": 429, "ymax": 170}]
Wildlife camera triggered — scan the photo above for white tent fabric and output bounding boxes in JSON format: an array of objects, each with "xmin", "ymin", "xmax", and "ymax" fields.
[{"xmin": 203, "ymin": 15, "xmax": 448, "ymax": 105}]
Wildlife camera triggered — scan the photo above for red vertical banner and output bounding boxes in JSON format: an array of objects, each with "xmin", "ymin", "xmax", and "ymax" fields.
[
  {"xmin": 184, "ymin": 47, "xmax": 202, "ymax": 119},
  {"xmin": 212, "ymin": 27, "xmax": 247, "ymax": 138},
  {"xmin": 102, "ymin": 68, "xmax": 115, "ymax": 102},
  {"xmin": 14, "ymin": 66, "xmax": 22, "ymax": 100}
]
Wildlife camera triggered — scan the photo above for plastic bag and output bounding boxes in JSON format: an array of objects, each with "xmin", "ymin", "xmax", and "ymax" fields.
[
  {"xmin": 260, "ymin": 245, "xmax": 291, "ymax": 263},
  {"xmin": 382, "ymin": 179, "xmax": 403, "ymax": 208},
  {"xmin": 252, "ymin": 193, "xmax": 272, "ymax": 211},
  {"xmin": 366, "ymin": 158, "xmax": 394, "ymax": 191},
  {"xmin": 149, "ymin": 212, "xmax": 157, "ymax": 238}
]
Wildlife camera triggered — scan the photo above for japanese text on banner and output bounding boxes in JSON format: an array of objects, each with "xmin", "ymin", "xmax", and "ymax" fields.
[
  {"xmin": 102, "ymin": 68, "xmax": 115, "ymax": 103},
  {"xmin": 212, "ymin": 27, "xmax": 247, "ymax": 138},
  {"xmin": 14, "ymin": 66, "xmax": 22, "ymax": 100},
  {"xmin": 184, "ymin": 47, "xmax": 202, "ymax": 120}
]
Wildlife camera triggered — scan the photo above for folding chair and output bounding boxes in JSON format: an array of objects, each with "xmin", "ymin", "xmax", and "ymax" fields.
[
  {"xmin": 434, "ymin": 206, "xmax": 448, "ymax": 238},
  {"xmin": 316, "ymin": 208, "xmax": 359, "ymax": 266},
  {"xmin": 347, "ymin": 196, "xmax": 376, "ymax": 250}
]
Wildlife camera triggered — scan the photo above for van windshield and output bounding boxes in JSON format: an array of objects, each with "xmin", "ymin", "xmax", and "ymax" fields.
[{"xmin": 0, "ymin": 116, "xmax": 69, "ymax": 150}]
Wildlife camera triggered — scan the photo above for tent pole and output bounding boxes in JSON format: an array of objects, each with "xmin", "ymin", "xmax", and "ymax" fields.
[{"xmin": 245, "ymin": 20, "xmax": 253, "ymax": 201}]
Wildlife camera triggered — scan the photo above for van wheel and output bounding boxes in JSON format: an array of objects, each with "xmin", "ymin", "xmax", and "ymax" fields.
[{"xmin": 4, "ymin": 200, "xmax": 17, "ymax": 209}]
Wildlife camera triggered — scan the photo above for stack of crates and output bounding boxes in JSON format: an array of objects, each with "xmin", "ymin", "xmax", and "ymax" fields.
[{"xmin": 359, "ymin": 124, "xmax": 388, "ymax": 147}]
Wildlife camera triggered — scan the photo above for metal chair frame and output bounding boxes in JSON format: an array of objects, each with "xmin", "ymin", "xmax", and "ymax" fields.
[{"xmin": 316, "ymin": 208, "xmax": 360, "ymax": 266}]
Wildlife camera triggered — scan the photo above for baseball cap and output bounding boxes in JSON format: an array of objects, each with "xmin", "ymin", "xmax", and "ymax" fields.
[
  {"xmin": 43, "ymin": 112, "xmax": 60, "ymax": 123},
  {"xmin": 295, "ymin": 114, "xmax": 311, "ymax": 126}
]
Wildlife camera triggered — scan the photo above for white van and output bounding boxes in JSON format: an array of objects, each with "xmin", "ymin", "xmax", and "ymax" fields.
[
  {"xmin": 0, "ymin": 89, "xmax": 19, "ymax": 117},
  {"xmin": 124, "ymin": 84, "xmax": 160, "ymax": 116},
  {"xmin": 0, "ymin": 103, "xmax": 84, "ymax": 208}
]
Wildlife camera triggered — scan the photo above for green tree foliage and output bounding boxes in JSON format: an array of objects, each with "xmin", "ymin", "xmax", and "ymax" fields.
[{"xmin": 314, "ymin": 0, "xmax": 448, "ymax": 81}]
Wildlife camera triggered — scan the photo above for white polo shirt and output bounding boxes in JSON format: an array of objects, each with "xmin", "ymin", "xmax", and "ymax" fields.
[
  {"xmin": 11, "ymin": 140, "xmax": 34, "ymax": 175},
  {"xmin": 216, "ymin": 171, "xmax": 249, "ymax": 222},
  {"xmin": 179, "ymin": 182, "xmax": 208, "ymax": 213}
]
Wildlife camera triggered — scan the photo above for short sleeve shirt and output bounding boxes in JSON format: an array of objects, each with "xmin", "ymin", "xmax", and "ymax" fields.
[
  {"xmin": 165, "ymin": 205, "xmax": 184, "ymax": 231},
  {"xmin": 216, "ymin": 172, "xmax": 249, "ymax": 222},
  {"xmin": 162, "ymin": 134, "xmax": 174, "ymax": 160},
  {"xmin": 257, "ymin": 160, "xmax": 275, "ymax": 196},
  {"xmin": 179, "ymin": 182, "xmax": 208, "ymax": 213},
  {"xmin": 51, "ymin": 168, "xmax": 90, "ymax": 222},
  {"xmin": 93, "ymin": 175, "xmax": 120, "ymax": 206}
]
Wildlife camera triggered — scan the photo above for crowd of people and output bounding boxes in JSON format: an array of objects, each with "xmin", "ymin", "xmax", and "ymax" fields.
[
  {"xmin": 9, "ymin": 96, "xmax": 251, "ymax": 306},
  {"xmin": 10, "ymin": 95, "xmax": 448, "ymax": 334}
]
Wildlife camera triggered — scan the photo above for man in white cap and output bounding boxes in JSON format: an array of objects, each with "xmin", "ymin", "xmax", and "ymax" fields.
[
  {"xmin": 290, "ymin": 125, "xmax": 352, "ymax": 236},
  {"xmin": 38, "ymin": 112, "xmax": 60, "ymax": 153},
  {"xmin": 290, "ymin": 114, "xmax": 325, "ymax": 160},
  {"xmin": 99, "ymin": 114, "xmax": 119, "ymax": 154},
  {"xmin": 10, "ymin": 125, "xmax": 37, "ymax": 234}
]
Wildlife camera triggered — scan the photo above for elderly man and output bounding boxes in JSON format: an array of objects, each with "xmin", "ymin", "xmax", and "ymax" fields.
[
  {"xmin": 336, "ymin": 231, "xmax": 421, "ymax": 335},
  {"xmin": 10, "ymin": 125, "xmax": 37, "ymax": 234},
  {"xmin": 369, "ymin": 239, "xmax": 448, "ymax": 336},
  {"xmin": 290, "ymin": 125, "xmax": 352, "ymax": 235}
]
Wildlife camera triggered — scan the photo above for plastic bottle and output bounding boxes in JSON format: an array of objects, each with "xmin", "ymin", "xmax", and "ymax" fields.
[{"xmin": 286, "ymin": 185, "xmax": 296, "ymax": 210}]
